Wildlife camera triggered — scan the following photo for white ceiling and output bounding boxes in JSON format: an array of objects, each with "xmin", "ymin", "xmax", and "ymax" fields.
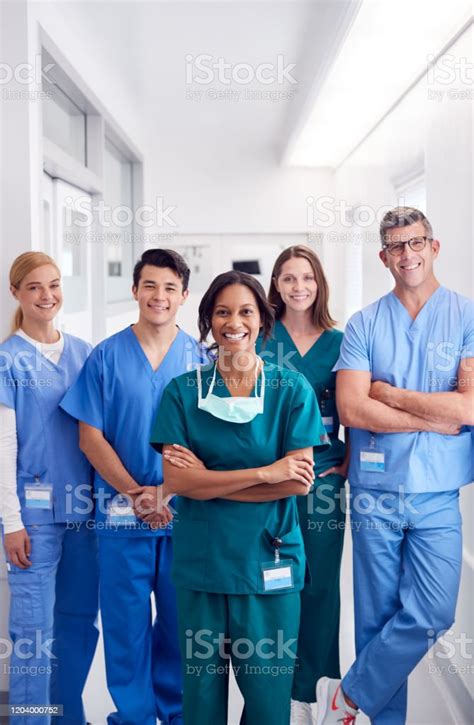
[{"xmin": 46, "ymin": 1, "xmax": 358, "ymax": 161}]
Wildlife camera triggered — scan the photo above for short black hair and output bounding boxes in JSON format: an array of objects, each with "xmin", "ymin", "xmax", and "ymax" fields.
[
  {"xmin": 133, "ymin": 248, "xmax": 190, "ymax": 290},
  {"xmin": 198, "ymin": 270, "xmax": 274, "ymax": 348}
]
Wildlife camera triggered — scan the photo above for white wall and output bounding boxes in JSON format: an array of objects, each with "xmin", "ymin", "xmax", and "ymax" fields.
[
  {"xmin": 334, "ymin": 26, "xmax": 473, "ymax": 317},
  {"xmin": 0, "ymin": 0, "xmax": 145, "ymax": 343},
  {"xmin": 333, "ymin": 24, "xmax": 473, "ymax": 714}
]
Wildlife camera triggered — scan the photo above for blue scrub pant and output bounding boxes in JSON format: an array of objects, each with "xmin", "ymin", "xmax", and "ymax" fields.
[
  {"xmin": 98, "ymin": 534, "xmax": 182, "ymax": 725},
  {"xmin": 7, "ymin": 523, "xmax": 99, "ymax": 725},
  {"xmin": 342, "ymin": 488, "xmax": 463, "ymax": 724}
]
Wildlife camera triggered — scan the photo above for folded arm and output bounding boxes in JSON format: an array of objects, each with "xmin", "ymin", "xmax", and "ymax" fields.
[
  {"xmin": 369, "ymin": 357, "xmax": 474, "ymax": 426},
  {"xmin": 336, "ymin": 370, "xmax": 460, "ymax": 434},
  {"xmin": 161, "ymin": 444, "xmax": 313, "ymax": 501}
]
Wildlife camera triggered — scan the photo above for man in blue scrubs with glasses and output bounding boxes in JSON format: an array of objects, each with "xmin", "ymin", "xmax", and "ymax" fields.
[
  {"xmin": 60, "ymin": 249, "xmax": 207, "ymax": 725},
  {"xmin": 315, "ymin": 207, "xmax": 473, "ymax": 725}
]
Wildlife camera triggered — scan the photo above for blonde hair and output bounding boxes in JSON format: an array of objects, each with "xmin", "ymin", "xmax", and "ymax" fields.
[{"xmin": 9, "ymin": 252, "xmax": 60, "ymax": 333}]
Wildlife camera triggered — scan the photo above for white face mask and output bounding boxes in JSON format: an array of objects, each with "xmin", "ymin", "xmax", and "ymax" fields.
[{"xmin": 197, "ymin": 358, "xmax": 265, "ymax": 424}]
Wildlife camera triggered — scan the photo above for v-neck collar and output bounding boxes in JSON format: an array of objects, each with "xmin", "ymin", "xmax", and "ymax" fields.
[
  {"xmin": 13, "ymin": 332, "xmax": 67, "ymax": 372},
  {"xmin": 214, "ymin": 360, "xmax": 262, "ymax": 398},
  {"xmin": 276, "ymin": 320, "xmax": 328, "ymax": 360},
  {"xmin": 389, "ymin": 286, "xmax": 443, "ymax": 332},
  {"xmin": 128, "ymin": 324, "xmax": 183, "ymax": 378}
]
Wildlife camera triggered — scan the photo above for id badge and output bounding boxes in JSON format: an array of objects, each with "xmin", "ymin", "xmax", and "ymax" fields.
[
  {"xmin": 107, "ymin": 495, "xmax": 138, "ymax": 526},
  {"xmin": 360, "ymin": 448, "xmax": 385, "ymax": 472},
  {"xmin": 322, "ymin": 416, "xmax": 334, "ymax": 434},
  {"xmin": 262, "ymin": 560, "xmax": 294, "ymax": 592},
  {"xmin": 24, "ymin": 483, "xmax": 53, "ymax": 510}
]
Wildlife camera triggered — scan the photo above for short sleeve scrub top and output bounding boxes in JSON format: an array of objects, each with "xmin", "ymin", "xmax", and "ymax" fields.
[{"xmin": 151, "ymin": 361, "xmax": 329, "ymax": 724}]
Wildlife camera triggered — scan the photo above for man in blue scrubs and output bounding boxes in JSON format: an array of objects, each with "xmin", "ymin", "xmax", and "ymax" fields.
[
  {"xmin": 315, "ymin": 207, "xmax": 473, "ymax": 725},
  {"xmin": 60, "ymin": 249, "xmax": 207, "ymax": 725}
]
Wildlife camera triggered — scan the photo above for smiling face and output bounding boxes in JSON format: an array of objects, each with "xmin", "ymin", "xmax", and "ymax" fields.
[
  {"xmin": 211, "ymin": 284, "xmax": 262, "ymax": 357},
  {"xmin": 274, "ymin": 256, "xmax": 318, "ymax": 314},
  {"xmin": 10, "ymin": 264, "xmax": 62, "ymax": 324},
  {"xmin": 379, "ymin": 221, "xmax": 440, "ymax": 291},
  {"xmin": 133, "ymin": 264, "xmax": 188, "ymax": 327}
]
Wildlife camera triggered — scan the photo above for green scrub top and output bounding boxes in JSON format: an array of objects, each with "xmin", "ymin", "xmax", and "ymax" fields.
[
  {"xmin": 150, "ymin": 362, "xmax": 330, "ymax": 595},
  {"xmin": 257, "ymin": 322, "xmax": 345, "ymax": 474}
]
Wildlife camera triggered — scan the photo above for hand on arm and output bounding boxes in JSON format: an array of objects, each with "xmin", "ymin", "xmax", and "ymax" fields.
[
  {"xmin": 369, "ymin": 357, "xmax": 474, "ymax": 427},
  {"xmin": 336, "ymin": 370, "xmax": 460, "ymax": 434},
  {"xmin": 161, "ymin": 444, "xmax": 314, "ymax": 501},
  {"xmin": 79, "ymin": 422, "xmax": 171, "ymax": 525},
  {"xmin": 318, "ymin": 428, "xmax": 350, "ymax": 480}
]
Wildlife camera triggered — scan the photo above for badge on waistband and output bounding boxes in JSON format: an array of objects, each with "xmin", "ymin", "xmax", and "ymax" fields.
[
  {"xmin": 24, "ymin": 480, "xmax": 53, "ymax": 510},
  {"xmin": 107, "ymin": 494, "xmax": 138, "ymax": 526},
  {"xmin": 261, "ymin": 536, "xmax": 294, "ymax": 591},
  {"xmin": 360, "ymin": 434, "xmax": 385, "ymax": 472}
]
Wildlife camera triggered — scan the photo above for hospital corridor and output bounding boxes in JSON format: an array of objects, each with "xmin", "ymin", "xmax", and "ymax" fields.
[{"xmin": 0, "ymin": 1, "xmax": 473, "ymax": 724}]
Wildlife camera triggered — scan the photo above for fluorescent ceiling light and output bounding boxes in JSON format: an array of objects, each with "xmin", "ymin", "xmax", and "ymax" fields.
[{"xmin": 287, "ymin": 0, "xmax": 472, "ymax": 168}]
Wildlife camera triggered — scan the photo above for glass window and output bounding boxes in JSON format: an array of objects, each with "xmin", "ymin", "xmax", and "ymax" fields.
[
  {"xmin": 104, "ymin": 138, "xmax": 135, "ymax": 302},
  {"xmin": 42, "ymin": 84, "xmax": 87, "ymax": 165}
]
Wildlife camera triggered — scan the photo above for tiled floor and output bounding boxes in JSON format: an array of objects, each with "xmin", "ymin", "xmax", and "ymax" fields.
[{"xmin": 84, "ymin": 526, "xmax": 458, "ymax": 724}]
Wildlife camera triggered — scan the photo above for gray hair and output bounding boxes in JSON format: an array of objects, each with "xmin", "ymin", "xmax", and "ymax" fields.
[{"xmin": 380, "ymin": 207, "xmax": 433, "ymax": 246}]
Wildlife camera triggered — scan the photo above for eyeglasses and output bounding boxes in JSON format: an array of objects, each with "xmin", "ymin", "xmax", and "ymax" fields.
[{"xmin": 382, "ymin": 236, "xmax": 432, "ymax": 256}]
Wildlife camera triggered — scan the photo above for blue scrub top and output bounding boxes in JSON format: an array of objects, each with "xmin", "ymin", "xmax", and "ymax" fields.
[
  {"xmin": 60, "ymin": 325, "xmax": 208, "ymax": 536},
  {"xmin": 334, "ymin": 287, "xmax": 474, "ymax": 492},
  {"xmin": 0, "ymin": 333, "xmax": 93, "ymax": 525},
  {"xmin": 151, "ymin": 362, "xmax": 330, "ymax": 594}
]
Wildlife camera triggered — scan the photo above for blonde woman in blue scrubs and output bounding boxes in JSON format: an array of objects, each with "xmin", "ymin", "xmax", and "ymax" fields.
[
  {"xmin": 0, "ymin": 252, "xmax": 98, "ymax": 725},
  {"xmin": 150, "ymin": 271, "xmax": 330, "ymax": 725},
  {"xmin": 258, "ymin": 245, "xmax": 349, "ymax": 724}
]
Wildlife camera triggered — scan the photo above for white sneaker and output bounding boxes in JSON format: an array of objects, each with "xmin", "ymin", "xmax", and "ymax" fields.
[
  {"xmin": 315, "ymin": 677, "xmax": 358, "ymax": 725},
  {"xmin": 290, "ymin": 698, "xmax": 314, "ymax": 724}
]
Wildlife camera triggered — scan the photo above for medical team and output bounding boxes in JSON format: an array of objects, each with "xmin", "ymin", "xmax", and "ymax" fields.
[{"xmin": 0, "ymin": 206, "xmax": 472, "ymax": 725}]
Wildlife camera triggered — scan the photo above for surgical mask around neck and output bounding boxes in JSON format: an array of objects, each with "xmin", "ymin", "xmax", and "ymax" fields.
[{"xmin": 197, "ymin": 358, "xmax": 265, "ymax": 424}]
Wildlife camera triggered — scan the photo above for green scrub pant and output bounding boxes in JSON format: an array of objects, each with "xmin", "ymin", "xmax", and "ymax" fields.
[
  {"xmin": 292, "ymin": 473, "xmax": 346, "ymax": 703},
  {"xmin": 176, "ymin": 588, "xmax": 301, "ymax": 725}
]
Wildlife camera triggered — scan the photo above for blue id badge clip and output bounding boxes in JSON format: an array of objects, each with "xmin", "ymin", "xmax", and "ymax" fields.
[
  {"xmin": 262, "ymin": 537, "xmax": 294, "ymax": 592},
  {"xmin": 107, "ymin": 494, "xmax": 138, "ymax": 526},
  {"xmin": 24, "ymin": 478, "xmax": 53, "ymax": 509},
  {"xmin": 360, "ymin": 434, "xmax": 385, "ymax": 472}
]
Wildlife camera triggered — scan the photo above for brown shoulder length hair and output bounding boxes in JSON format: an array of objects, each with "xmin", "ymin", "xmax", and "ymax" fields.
[{"xmin": 268, "ymin": 245, "xmax": 336, "ymax": 330}]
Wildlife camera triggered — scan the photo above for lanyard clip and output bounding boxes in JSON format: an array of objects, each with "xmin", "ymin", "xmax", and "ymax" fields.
[
  {"xmin": 369, "ymin": 433, "xmax": 376, "ymax": 450},
  {"xmin": 272, "ymin": 537, "xmax": 283, "ymax": 564}
]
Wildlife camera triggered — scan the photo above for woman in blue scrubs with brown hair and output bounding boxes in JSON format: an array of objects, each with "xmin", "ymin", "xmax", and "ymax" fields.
[
  {"xmin": 258, "ymin": 245, "xmax": 349, "ymax": 724},
  {"xmin": 150, "ymin": 270, "xmax": 330, "ymax": 725}
]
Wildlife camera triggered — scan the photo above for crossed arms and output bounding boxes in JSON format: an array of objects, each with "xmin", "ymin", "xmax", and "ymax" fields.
[{"xmin": 336, "ymin": 356, "xmax": 474, "ymax": 433}]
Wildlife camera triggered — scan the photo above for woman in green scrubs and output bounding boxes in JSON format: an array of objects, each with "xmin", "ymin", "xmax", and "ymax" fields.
[
  {"xmin": 150, "ymin": 271, "xmax": 330, "ymax": 725},
  {"xmin": 258, "ymin": 245, "xmax": 349, "ymax": 724}
]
